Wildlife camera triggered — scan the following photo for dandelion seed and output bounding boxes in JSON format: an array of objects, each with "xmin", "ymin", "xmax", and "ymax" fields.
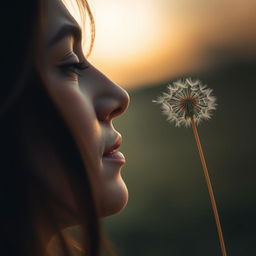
[
  {"xmin": 153, "ymin": 78, "xmax": 217, "ymax": 127},
  {"xmin": 153, "ymin": 78, "xmax": 228, "ymax": 256}
]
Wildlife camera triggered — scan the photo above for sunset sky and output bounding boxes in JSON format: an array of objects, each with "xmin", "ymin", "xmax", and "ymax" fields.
[{"xmin": 83, "ymin": 0, "xmax": 256, "ymax": 88}]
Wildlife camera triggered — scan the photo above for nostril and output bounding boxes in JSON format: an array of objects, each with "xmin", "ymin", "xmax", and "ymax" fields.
[
  {"xmin": 95, "ymin": 100, "xmax": 123, "ymax": 121},
  {"xmin": 110, "ymin": 107, "xmax": 123, "ymax": 119}
]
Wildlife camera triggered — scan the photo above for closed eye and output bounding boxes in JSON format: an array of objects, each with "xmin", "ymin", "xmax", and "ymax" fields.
[{"xmin": 59, "ymin": 61, "xmax": 89, "ymax": 77}]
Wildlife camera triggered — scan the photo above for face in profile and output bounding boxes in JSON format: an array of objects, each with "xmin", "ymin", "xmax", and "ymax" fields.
[{"xmin": 42, "ymin": 0, "xmax": 130, "ymax": 217}]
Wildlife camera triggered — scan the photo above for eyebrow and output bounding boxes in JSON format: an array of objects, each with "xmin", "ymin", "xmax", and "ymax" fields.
[{"xmin": 47, "ymin": 24, "xmax": 82, "ymax": 47}]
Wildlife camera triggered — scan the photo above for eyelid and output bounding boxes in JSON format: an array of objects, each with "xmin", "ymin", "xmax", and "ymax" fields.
[
  {"xmin": 59, "ymin": 61, "xmax": 89, "ymax": 70},
  {"xmin": 58, "ymin": 59, "xmax": 89, "ymax": 79},
  {"xmin": 59, "ymin": 51, "xmax": 80, "ymax": 65},
  {"xmin": 57, "ymin": 50, "xmax": 90, "ymax": 79}
]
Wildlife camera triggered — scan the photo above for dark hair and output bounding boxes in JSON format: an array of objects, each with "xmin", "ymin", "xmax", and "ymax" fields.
[{"xmin": 0, "ymin": 1, "xmax": 105, "ymax": 255}]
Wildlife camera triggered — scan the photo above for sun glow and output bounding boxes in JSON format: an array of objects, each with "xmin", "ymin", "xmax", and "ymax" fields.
[
  {"xmin": 90, "ymin": 0, "xmax": 157, "ymax": 59},
  {"xmin": 87, "ymin": 0, "xmax": 175, "ymax": 87}
]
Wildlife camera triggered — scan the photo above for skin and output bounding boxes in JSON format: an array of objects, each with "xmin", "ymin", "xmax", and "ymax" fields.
[{"xmin": 42, "ymin": 0, "xmax": 130, "ymax": 218}]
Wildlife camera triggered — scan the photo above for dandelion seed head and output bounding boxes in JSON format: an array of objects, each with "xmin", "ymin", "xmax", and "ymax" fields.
[{"xmin": 153, "ymin": 78, "xmax": 217, "ymax": 127}]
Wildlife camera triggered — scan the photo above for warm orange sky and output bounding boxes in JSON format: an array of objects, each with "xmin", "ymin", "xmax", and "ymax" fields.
[{"xmin": 70, "ymin": 0, "xmax": 256, "ymax": 89}]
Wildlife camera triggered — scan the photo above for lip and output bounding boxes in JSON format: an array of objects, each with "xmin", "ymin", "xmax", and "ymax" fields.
[
  {"xmin": 103, "ymin": 135, "xmax": 126, "ymax": 164},
  {"xmin": 103, "ymin": 151, "xmax": 126, "ymax": 164}
]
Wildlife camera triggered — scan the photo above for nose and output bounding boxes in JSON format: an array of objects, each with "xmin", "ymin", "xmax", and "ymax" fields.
[{"xmin": 95, "ymin": 82, "xmax": 130, "ymax": 122}]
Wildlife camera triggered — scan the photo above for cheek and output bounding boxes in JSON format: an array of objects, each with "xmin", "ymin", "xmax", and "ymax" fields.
[{"xmin": 44, "ymin": 75, "xmax": 102, "ymax": 167}]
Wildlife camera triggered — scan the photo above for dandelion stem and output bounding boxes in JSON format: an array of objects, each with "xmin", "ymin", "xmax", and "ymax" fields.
[{"xmin": 190, "ymin": 117, "xmax": 227, "ymax": 256}]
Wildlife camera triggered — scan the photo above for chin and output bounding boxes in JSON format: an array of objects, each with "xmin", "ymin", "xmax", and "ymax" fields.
[{"xmin": 99, "ymin": 180, "xmax": 129, "ymax": 218}]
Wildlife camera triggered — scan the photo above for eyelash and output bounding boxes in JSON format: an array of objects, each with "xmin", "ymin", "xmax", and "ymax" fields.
[{"xmin": 59, "ymin": 61, "xmax": 89, "ymax": 77}]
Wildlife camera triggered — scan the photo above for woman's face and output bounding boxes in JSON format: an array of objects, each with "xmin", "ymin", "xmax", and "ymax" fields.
[{"xmin": 43, "ymin": 0, "xmax": 130, "ymax": 217}]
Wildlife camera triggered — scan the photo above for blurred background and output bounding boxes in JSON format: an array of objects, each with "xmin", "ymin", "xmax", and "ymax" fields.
[{"xmin": 87, "ymin": 0, "xmax": 256, "ymax": 255}]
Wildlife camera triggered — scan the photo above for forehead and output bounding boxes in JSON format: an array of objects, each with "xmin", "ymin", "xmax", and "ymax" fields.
[{"xmin": 45, "ymin": 0, "xmax": 78, "ymax": 42}]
